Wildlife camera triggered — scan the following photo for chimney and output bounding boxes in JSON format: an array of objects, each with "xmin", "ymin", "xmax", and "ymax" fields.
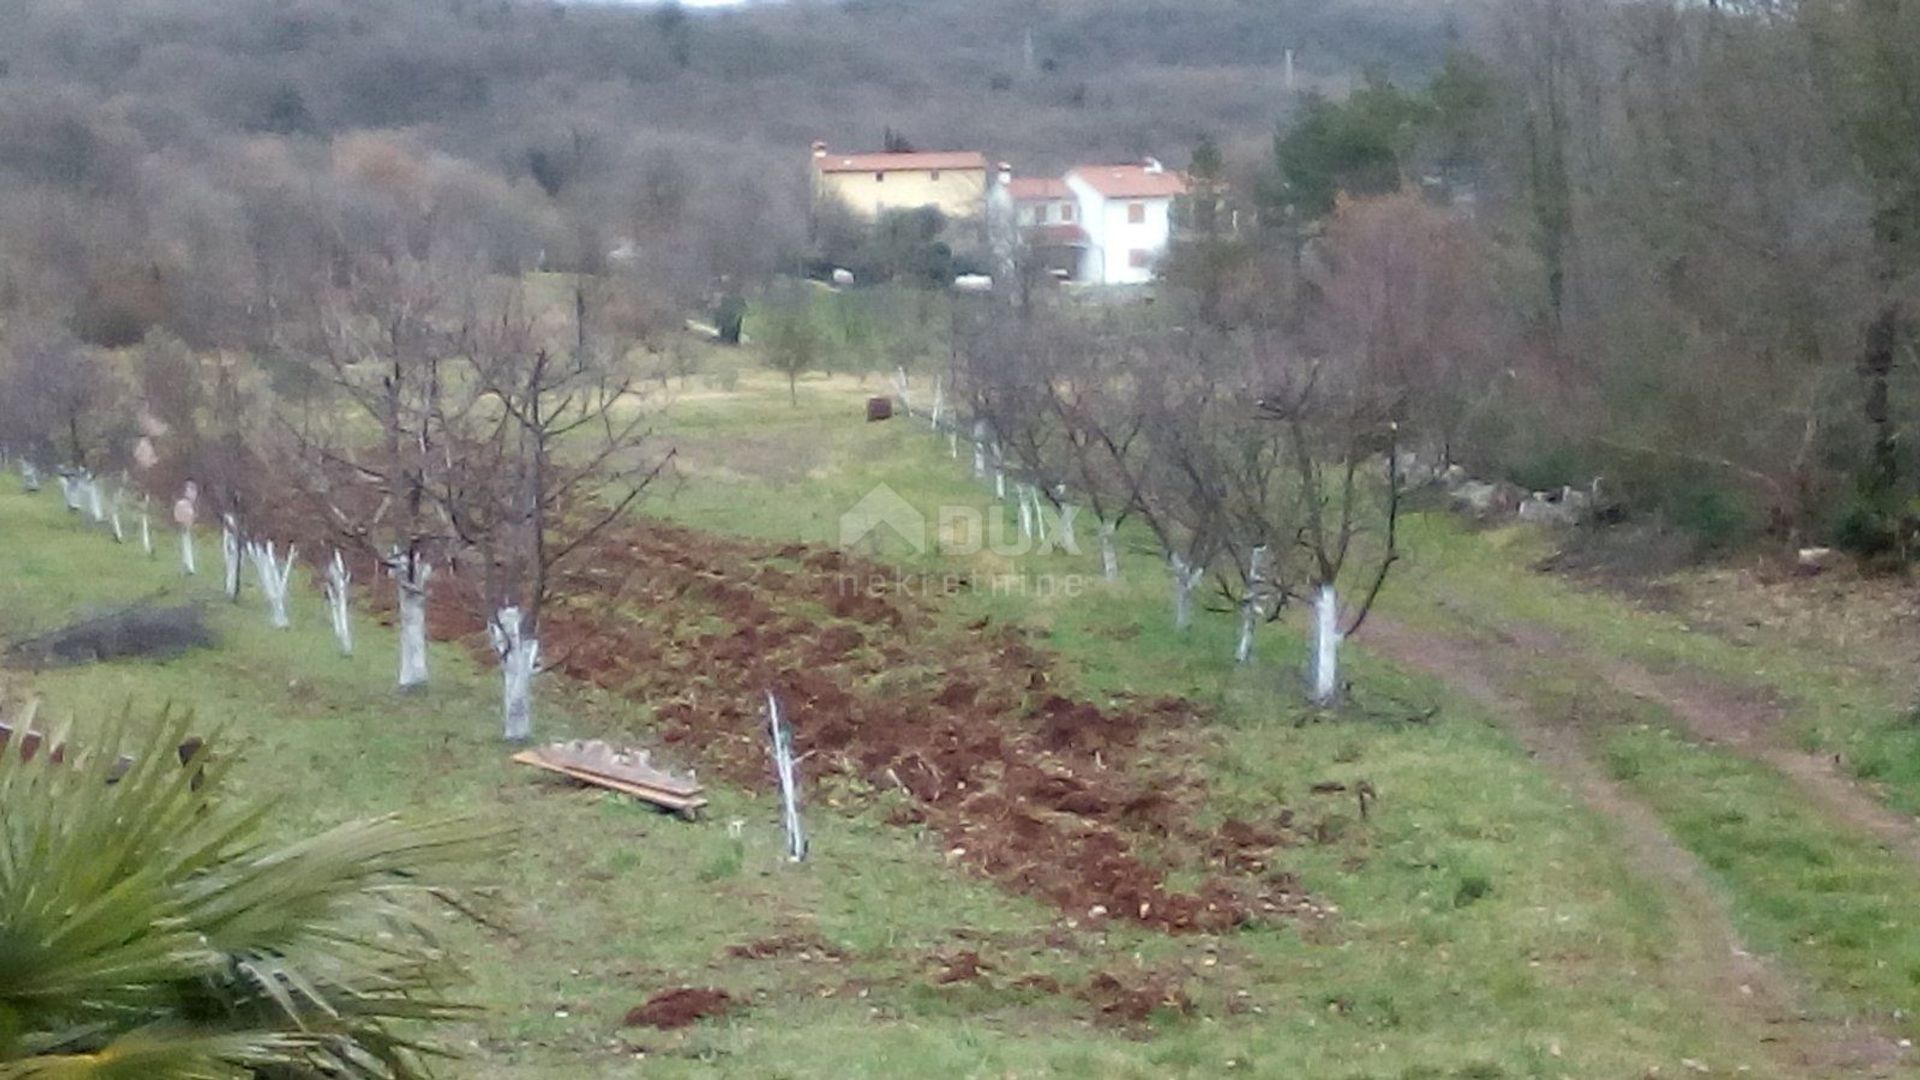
[
  {"xmin": 1143, "ymin": 157, "xmax": 1164, "ymax": 175},
  {"xmin": 811, "ymin": 141, "xmax": 828, "ymax": 159},
  {"xmin": 997, "ymin": 161, "xmax": 1013, "ymax": 186}
]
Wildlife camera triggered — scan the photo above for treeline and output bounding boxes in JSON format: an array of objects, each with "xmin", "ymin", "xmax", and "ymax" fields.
[{"xmin": 1130, "ymin": 0, "xmax": 1920, "ymax": 559}]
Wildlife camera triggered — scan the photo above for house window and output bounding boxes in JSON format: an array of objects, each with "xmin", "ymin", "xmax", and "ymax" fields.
[
  {"xmin": 931, "ymin": 170, "xmax": 941, "ymax": 181},
  {"xmin": 1127, "ymin": 202, "xmax": 1147, "ymax": 224},
  {"xmin": 1129, "ymin": 248, "xmax": 1150, "ymax": 269},
  {"xmin": 1042, "ymin": 204, "xmax": 1055, "ymax": 223},
  {"xmin": 1061, "ymin": 203, "xmax": 1075, "ymax": 223},
  {"xmin": 875, "ymin": 172, "xmax": 886, "ymax": 182}
]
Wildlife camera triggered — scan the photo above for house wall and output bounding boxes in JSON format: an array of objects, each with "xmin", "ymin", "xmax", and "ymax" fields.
[
  {"xmin": 816, "ymin": 167, "xmax": 988, "ymax": 221},
  {"xmin": 1066, "ymin": 175, "xmax": 1174, "ymax": 286}
]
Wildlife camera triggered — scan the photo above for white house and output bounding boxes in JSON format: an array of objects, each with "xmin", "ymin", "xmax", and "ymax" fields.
[{"xmin": 1063, "ymin": 159, "xmax": 1189, "ymax": 286}]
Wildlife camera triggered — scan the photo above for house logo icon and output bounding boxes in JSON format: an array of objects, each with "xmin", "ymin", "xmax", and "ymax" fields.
[{"xmin": 839, "ymin": 484, "xmax": 927, "ymax": 553}]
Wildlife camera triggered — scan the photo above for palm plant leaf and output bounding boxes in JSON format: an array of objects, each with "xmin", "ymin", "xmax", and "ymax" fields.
[{"xmin": 0, "ymin": 705, "xmax": 500, "ymax": 1079}]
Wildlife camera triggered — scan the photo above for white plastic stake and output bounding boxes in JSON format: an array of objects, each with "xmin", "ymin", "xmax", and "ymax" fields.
[
  {"xmin": 490, "ymin": 605, "xmax": 539, "ymax": 742},
  {"xmin": 325, "ymin": 550, "xmax": 353, "ymax": 656},
  {"xmin": 765, "ymin": 690, "xmax": 808, "ymax": 862}
]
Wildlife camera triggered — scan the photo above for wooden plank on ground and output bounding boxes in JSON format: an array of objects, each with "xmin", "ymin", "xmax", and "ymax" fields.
[{"xmin": 511, "ymin": 750, "xmax": 709, "ymax": 815}]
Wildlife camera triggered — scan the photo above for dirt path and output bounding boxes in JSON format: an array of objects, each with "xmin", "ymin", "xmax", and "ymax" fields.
[
  {"xmin": 1360, "ymin": 616, "xmax": 1907, "ymax": 1078},
  {"xmin": 1481, "ymin": 615, "xmax": 1920, "ymax": 870}
]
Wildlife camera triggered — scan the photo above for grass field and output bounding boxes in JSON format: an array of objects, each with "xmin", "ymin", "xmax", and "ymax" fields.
[{"xmin": 3, "ymin": 365, "xmax": 1913, "ymax": 1077}]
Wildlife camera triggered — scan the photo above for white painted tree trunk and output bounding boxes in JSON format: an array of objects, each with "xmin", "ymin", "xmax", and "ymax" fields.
[
  {"xmin": 1053, "ymin": 502, "xmax": 1078, "ymax": 554},
  {"xmin": 1170, "ymin": 554, "xmax": 1204, "ymax": 632},
  {"xmin": 180, "ymin": 528, "xmax": 196, "ymax": 575},
  {"xmin": 247, "ymin": 540, "xmax": 297, "ymax": 629},
  {"xmin": 1311, "ymin": 583, "xmax": 1342, "ymax": 704},
  {"xmin": 1099, "ymin": 521, "xmax": 1120, "ymax": 582},
  {"xmin": 1235, "ymin": 545, "xmax": 1269, "ymax": 665},
  {"xmin": 765, "ymin": 690, "xmax": 808, "ymax": 862},
  {"xmin": 221, "ymin": 515, "xmax": 242, "ymax": 602},
  {"xmin": 893, "ymin": 366, "xmax": 913, "ymax": 414},
  {"xmin": 391, "ymin": 553, "xmax": 432, "ymax": 690},
  {"xmin": 490, "ymin": 605, "xmax": 539, "ymax": 742},
  {"xmin": 972, "ymin": 420, "xmax": 988, "ymax": 478},
  {"xmin": 325, "ymin": 550, "xmax": 353, "ymax": 656}
]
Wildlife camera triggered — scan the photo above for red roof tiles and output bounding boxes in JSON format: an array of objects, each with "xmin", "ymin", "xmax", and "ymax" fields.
[
  {"xmin": 814, "ymin": 150, "xmax": 989, "ymax": 174},
  {"xmin": 1069, "ymin": 164, "xmax": 1189, "ymax": 199}
]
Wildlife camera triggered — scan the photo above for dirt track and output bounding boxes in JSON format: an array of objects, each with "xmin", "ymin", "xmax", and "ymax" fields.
[{"xmin": 1359, "ymin": 615, "xmax": 1907, "ymax": 1078}]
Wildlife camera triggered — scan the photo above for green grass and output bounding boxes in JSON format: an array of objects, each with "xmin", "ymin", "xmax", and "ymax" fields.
[
  {"xmin": 1382, "ymin": 516, "xmax": 1920, "ymax": 813},
  {"xmin": 0, "ymin": 373, "xmax": 1810, "ymax": 1077}
]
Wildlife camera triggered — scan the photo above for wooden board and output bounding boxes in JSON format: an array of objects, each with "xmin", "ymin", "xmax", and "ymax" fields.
[{"xmin": 511, "ymin": 750, "xmax": 709, "ymax": 815}]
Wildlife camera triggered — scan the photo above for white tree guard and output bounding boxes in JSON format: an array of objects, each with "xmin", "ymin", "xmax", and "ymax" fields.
[
  {"xmin": 1099, "ymin": 521, "xmax": 1120, "ymax": 582},
  {"xmin": 180, "ymin": 528, "xmax": 196, "ymax": 575},
  {"xmin": 972, "ymin": 420, "xmax": 988, "ymax": 478},
  {"xmin": 1016, "ymin": 484, "xmax": 1035, "ymax": 540},
  {"xmin": 1311, "ymin": 583, "xmax": 1342, "ymax": 704},
  {"xmin": 20, "ymin": 462, "xmax": 39, "ymax": 493},
  {"xmin": 1235, "ymin": 545, "xmax": 1269, "ymax": 665},
  {"xmin": 140, "ymin": 499, "xmax": 153, "ymax": 558},
  {"xmin": 85, "ymin": 474, "xmax": 105, "ymax": 524},
  {"xmin": 929, "ymin": 378, "xmax": 945, "ymax": 429},
  {"xmin": 221, "ymin": 515, "xmax": 242, "ymax": 601},
  {"xmin": 1170, "ymin": 554, "xmax": 1204, "ymax": 632},
  {"xmin": 247, "ymin": 540, "xmax": 297, "ymax": 629},
  {"xmin": 107, "ymin": 485, "xmax": 124, "ymax": 543},
  {"xmin": 59, "ymin": 473, "xmax": 81, "ymax": 512},
  {"xmin": 389, "ymin": 551, "xmax": 432, "ymax": 689},
  {"xmin": 893, "ymin": 366, "xmax": 913, "ymax": 413},
  {"xmin": 490, "ymin": 605, "xmax": 539, "ymax": 742},
  {"xmin": 325, "ymin": 550, "xmax": 353, "ymax": 656},
  {"xmin": 949, "ymin": 430, "xmax": 960, "ymax": 459},
  {"xmin": 765, "ymin": 690, "xmax": 808, "ymax": 862},
  {"xmin": 1053, "ymin": 502, "xmax": 1079, "ymax": 555}
]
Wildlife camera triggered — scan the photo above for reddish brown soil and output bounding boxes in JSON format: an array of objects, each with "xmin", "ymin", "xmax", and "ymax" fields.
[
  {"xmin": 1082, "ymin": 969, "xmax": 1194, "ymax": 1023},
  {"xmin": 725, "ymin": 933, "xmax": 846, "ymax": 961},
  {"xmin": 623, "ymin": 987, "xmax": 735, "ymax": 1030},
  {"xmin": 533, "ymin": 521, "xmax": 1313, "ymax": 934}
]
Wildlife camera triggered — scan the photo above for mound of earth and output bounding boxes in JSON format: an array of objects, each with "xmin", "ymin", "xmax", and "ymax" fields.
[
  {"xmin": 5, "ymin": 604, "xmax": 213, "ymax": 668},
  {"xmin": 623, "ymin": 987, "xmax": 734, "ymax": 1029},
  {"xmin": 536, "ymin": 522, "xmax": 1316, "ymax": 934}
]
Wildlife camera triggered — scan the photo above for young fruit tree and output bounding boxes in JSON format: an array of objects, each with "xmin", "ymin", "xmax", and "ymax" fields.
[{"xmin": 440, "ymin": 278, "xmax": 671, "ymax": 742}]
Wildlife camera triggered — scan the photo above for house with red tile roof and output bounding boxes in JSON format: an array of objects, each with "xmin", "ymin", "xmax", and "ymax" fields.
[
  {"xmin": 810, "ymin": 141, "xmax": 991, "ymax": 221},
  {"xmin": 1063, "ymin": 159, "xmax": 1190, "ymax": 285}
]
